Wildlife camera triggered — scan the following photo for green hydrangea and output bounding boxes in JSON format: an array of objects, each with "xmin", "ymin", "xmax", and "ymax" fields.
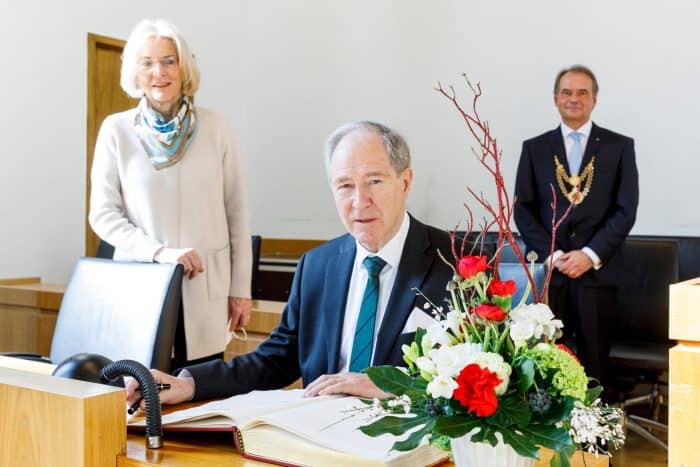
[{"xmin": 525, "ymin": 343, "xmax": 588, "ymax": 401}]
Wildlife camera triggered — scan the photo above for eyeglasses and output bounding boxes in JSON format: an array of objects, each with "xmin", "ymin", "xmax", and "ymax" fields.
[{"xmin": 137, "ymin": 55, "xmax": 178, "ymax": 71}]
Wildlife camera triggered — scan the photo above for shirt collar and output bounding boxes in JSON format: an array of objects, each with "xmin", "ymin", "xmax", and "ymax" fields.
[
  {"xmin": 354, "ymin": 212, "xmax": 410, "ymax": 270},
  {"xmin": 560, "ymin": 120, "xmax": 593, "ymax": 139}
]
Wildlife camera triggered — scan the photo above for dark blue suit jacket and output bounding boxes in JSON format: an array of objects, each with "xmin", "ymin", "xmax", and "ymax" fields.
[
  {"xmin": 187, "ymin": 215, "xmax": 453, "ymax": 400},
  {"xmin": 514, "ymin": 123, "xmax": 639, "ymax": 286}
]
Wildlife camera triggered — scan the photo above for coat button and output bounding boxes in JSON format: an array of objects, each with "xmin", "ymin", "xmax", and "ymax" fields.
[{"xmin": 570, "ymin": 232, "xmax": 576, "ymax": 238}]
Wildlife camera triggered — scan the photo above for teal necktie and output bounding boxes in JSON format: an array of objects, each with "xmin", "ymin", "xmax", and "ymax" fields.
[
  {"xmin": 349, "ymin": 256, "xmax": 387, "ymax": 372},
  {"xmin": 569, "ymin": 131, "xmax": 583, "ymax": 175}
]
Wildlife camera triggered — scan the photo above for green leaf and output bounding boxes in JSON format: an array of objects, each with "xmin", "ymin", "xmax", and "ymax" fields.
[
  {"xmin": 516, "ymin": 358, "xmax": 535, "ymax": 393},
  {"xmin": 534, "ymin": 396, "xmax": 574, "ymax": 425},
  {"xmin": 585, "ymin": 385, "xmax": 604, "ymax": 404},
  {"xmin": 415, "ymin": 327, "xmax": 427, "ymax": 353},
  {"xmin": 468, "ymin": 424, "xmax": 499, "ymax": 445},
  {"xmin": 517, "ymin": 424, "xmax": 573, "ymax": 452},
  {"xmin": 360, "ymin": 414, "xmax": 431, "ymax": 437},
  {"xmin": 492, "ymin": 295, "xmax": 511, "ymax": 311},
  {"xmin": 497, "ymin": 428, "xmax": 540, "ymax": 459},
  {"xmin": 390, "ymin": 420, "xmax": 435, "ymax": 452},
  {"xmin": 489, "ymin": 395, "xmax": 532, "ymax": 427},
  {"xmin": 433, "ymin": 414, "xmax": 482, "ymax": 438},
  {"xmin": 365, "ymin": 366, "xmax": 426, "ymax": 397}
]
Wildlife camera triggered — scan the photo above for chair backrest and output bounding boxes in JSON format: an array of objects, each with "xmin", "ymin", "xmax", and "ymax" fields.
[
  {"xmin": 49, "ymin": 257, "xmax": 183, "ymax": 372},
  {"xmin": 97, "ymin": 236, "xmax": 261, "ymax": 297},
  {"xmin": 614, "ymin": 238, "xmax": 679, "ymax": 343},
  {"xmin": 95, "ymin": 239, "xmax": 115, "ymax": 259},
  {"xmin": 251, "ymin": 235, "xmax": 262, "ymax": 298},
  {"xmin": 497, "ymin": 262, "xmax": 546, "ymax": 306},
  {"xmin": 498, "ymin": 238, "xmax": 527, "ymax": 263}
]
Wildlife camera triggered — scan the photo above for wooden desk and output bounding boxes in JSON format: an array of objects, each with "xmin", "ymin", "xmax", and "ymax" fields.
[
  {"xmin": 0, "ymin": 277, "xmax": 286, "ymax": 360},
  {"xmin": 0, "ymin": 278, "xmax": 64, "ymax": 355},
  {"xmin": 1, "ymin": 348, "xmax": 606, "ymax": 467},
  {"xmin": 669, "ymin": 278, "xmax": 700, "ymax": 465},
  {"xmin": 122, "ymin": 430, "xmax": 606, "ymax": 467}
]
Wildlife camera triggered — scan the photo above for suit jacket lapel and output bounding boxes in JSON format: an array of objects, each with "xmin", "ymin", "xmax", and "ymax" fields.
[
  {"xmin": 582, "ymin": 123, "xmax": 602, "ymax": 169},
  {"xmin": 373, "ymin": 216, "xmax": 433, "ymax": 365},
  {"xmin": 323, "ymin": 235, "xmax": 355, "ymax": 373},
  {"xmin": 547, "ymin": 126, "xmax": 570, "ymax": 173}
]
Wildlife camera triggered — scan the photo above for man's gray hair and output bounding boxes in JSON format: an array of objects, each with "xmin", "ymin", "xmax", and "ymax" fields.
[
  {"xmin": 554, "ymin": 64, "xmax": 599, "ymax": 96},
  {"xmin": 324, "ymin": 121, "xmax": 411, "ymax": 179}
]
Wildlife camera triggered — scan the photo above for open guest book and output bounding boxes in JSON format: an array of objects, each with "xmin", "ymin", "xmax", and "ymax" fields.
[{"xmin": 128, "ymin": 389, "xmax": 447, "ymax": 466}]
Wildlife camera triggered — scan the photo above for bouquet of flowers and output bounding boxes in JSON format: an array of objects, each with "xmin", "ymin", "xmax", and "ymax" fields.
[{"xmin": 358, "ymin": 78, "xmax": 624, "ymax": 467}]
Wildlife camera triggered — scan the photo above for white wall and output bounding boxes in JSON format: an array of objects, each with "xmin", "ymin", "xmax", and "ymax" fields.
[{"xmin": 2, "ymin": 0, "xmax": 699, "ymax": 283}]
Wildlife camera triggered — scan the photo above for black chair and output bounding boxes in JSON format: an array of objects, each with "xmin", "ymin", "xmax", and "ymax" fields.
[
  {"xmin": 497, "ymin": 238, "xmax": 546, "ymax": 306},
  {"xmin": 95, "ymin": 239, "xmax": 115, "ymax": 259},
  {"xmin": 3, "ymin": 257, "xmax": 183, "ymax": 373},
  {"xmin": 609, "ymin": 238, "xmax": 679, "ymax": 451},
  {"xmin": 251, "ymin": 235, "xmax": 262, "ymax": 298},
  {"xmin": 98, "ymin": 237, "xmax": 262, "ymax": 298},
  {"xmin": 497, "ymin": 262, "xmax": 546, "ymax": 306}
]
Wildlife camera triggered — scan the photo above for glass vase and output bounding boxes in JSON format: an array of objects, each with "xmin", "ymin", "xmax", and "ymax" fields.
[{"xmin": 450, "ymin": 432, "xmax": 536, "ymax": 467}]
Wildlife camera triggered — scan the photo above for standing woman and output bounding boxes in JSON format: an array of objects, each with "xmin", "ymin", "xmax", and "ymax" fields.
[{"xmin": 89, "ymin": 19, "xmax": 252, "ymax": 367}]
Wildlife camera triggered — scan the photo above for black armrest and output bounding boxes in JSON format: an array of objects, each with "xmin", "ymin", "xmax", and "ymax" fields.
[{"xmin": 0, "ymin": 352, "xmax": 52, "ymax": 364}]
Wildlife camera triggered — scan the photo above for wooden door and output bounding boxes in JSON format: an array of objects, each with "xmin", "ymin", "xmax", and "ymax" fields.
[{"xmin": 85, "ymin": 33, "xmax": 138, "ymax": 256}]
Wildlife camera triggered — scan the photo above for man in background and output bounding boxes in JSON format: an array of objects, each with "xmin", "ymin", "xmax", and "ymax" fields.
[{"xmin": 514, "ymin": 65, "xmax": 638, "ymax": 390}]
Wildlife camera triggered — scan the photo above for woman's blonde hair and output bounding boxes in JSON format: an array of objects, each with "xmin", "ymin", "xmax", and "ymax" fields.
[{"xmin": 120, "ymin": 18, "xmax": 200, "ymax": 98}]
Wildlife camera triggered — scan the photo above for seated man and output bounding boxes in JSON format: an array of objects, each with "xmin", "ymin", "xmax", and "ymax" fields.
[{"xmin": 128, "ymin": 121, "xmax": 453, "ymax": 405}]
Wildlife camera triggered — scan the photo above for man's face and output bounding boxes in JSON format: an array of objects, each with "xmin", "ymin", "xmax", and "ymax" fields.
[
  {"xmin": 554, "ymin": 71, "xmax": 597, "ymax": 129},
  {"xmin": 330, "ymin": 130, "xmax": 412, "ymax": 253}
]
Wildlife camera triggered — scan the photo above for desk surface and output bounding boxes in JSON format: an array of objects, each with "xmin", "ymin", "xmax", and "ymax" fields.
[
  {"xmin": 122, "ymin": 430, "xmax": 607, "ymax": 467},
  {"xmin": 122, "ymin": 431, "xmax": 259, "ymax": 467},
  {"xmin": 0, "ymin": 356, "xmax": 606, "ymax": 467}
]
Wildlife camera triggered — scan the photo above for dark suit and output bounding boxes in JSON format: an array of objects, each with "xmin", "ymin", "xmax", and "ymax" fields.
[
  {"xmin": 514, "ymin": 123, "xmax": 638, "ymax": 385},
  {"xmin": 186, "ymin": 215, "xmax": 453, "ymax": 400}
]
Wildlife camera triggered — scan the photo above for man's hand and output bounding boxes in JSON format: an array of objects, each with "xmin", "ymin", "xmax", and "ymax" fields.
[
  {"xmin": 154, "ymin": 247, "xmax": 205, "ymax": 279},
  {"xmin": 125, "ymin": 369, "xmax": 195, "ymax": 411},
  {"xmin": 228, "ymin": 297, "xmax": 252, "ymax": 331},
  {"xmin": 303, "ymin": 372, "xmax": 391, "ymax": 399},
  {"xmin": 555, "ymin": 250, "xmax": 593, "ymax": 279}
]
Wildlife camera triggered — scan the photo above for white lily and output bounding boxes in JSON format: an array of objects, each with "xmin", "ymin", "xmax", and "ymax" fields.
[{"xmin": 426, "ymin": 375, "xmax": 458, "ymax": 399}]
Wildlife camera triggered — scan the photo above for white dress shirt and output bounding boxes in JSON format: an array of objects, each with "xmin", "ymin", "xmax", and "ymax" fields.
[
  {"xmin": 561, "ymin": 120, "xmax": 592, "ymax": 171},
  {"xmin": 338, "ymin": 212, "xmax": 411, "ymax": 371},
  {"xmin": 550, "ymin": 120, "xmax": 601, "ymax": 270}
]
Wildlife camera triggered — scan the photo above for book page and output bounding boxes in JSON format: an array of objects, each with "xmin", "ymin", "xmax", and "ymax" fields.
[
  {"xmin": 243, "ymin": 396, "xmax": 424, "ymax": 462},
  {"xmin": 128, "ymin": 388, "xmax": 334, "ymax": 428}
]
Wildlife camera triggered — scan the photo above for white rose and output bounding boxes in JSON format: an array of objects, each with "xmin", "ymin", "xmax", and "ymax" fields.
[
  {"xmin": 430, "ymin": 342, "xmax": 481, "ymax": 378},
  {"xmin": 509, "ymin": 305, "xmax": 531, "ymax": 323},
  {"xmin": 426, "ymin": 375, "xmax": 458, "ymax": 399},
  {"xmin": 472, "ymin": 352, "xmax": 512, "ymax": 395},
  {"xmin": 510, "ymin": 320, "xmax": 535, "ymax": 347}
]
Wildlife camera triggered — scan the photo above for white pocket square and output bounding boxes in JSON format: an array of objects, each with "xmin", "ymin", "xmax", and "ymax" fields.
[{"xmin": 401, "ymin": 307, "xmax": 437, "ymax": 334}]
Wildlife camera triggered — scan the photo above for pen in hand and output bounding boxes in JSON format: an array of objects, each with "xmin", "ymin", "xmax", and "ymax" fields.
[{"xmin": 127, "ymin": 383, "xmax": 171, "ymax": 415}]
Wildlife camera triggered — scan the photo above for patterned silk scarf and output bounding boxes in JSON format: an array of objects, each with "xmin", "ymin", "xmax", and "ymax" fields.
[{"xmin": 134, "ymin": 96, "xmax": 198, "ymax": 170}]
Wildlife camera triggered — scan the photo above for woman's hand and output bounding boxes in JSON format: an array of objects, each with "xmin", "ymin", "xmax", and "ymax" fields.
[
  {"xmin": 228, "ymin": 296, "xmax": 252, "ymax": 330},
  {"xmin": 154, "ymin": 247, "xmax": 204, "ymax": 279}
]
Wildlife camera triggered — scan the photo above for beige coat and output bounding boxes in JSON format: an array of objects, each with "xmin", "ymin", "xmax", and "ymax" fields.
[{"xmin": 89, "ymin": 106, "xmax": 252, "ymax": 360}]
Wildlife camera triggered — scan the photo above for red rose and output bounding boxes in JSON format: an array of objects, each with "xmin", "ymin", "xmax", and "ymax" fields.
[
  {"xmin": 453, "ymin": 363, "xmax": 502, "ymax": 417},
  {"xmin": 487, "ymin": 279, "xmax": 516, "ymax": 297},
  {"xmin": 556, "ymin": 343, "xmax": 580, "ymax": 363},
  {"xmin": 474, "ymin": 304, "xmax": 507, "ymax": 322},
  {"xmin": 457, "ymin": 256, "xmax": 488, "ymax": 279}
]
